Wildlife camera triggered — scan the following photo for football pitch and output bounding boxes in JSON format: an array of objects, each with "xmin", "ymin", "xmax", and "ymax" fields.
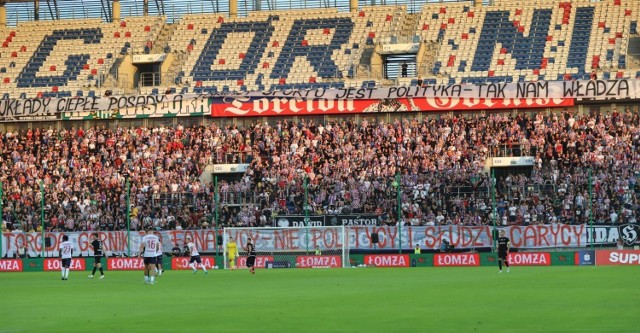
[{"xmin": 1, "ymin": 266, "xmax": 637, "ymax": 333}]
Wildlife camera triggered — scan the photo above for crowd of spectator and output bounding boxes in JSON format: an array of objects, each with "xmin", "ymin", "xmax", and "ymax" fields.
[{"xmin": 0, "ymin": 107, "xmax": 638, "ymax": 233}]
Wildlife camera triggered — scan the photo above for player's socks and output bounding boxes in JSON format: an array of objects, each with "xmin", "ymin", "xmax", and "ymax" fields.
[
  {"xmin": 498, "ymin": 261, "xmax": 503, "ymax": 271},
  {"xmin": 200, "ymin": 264, "xmax": 207, "ymax": 273},
  {"xmin": 99, "ymin": 267, "xmax": 104, "ymax": 275},
  {"xmin": 144, "ymin": 275, "xmax": 149, "ymax": 283},
  {"xmin": 92, "ymin": 267, "xmax": 97, "ymax": 275},
  {"xmin": 150, "ymin": 276, "xmax": 155, "ymax": 283},
  {"xmin": 61, "ymin": 268, "xmax": 65, "ymax": 279},
  {"xmin": 65, "ymin": 268, "xmax": 70, "ymax": 279}
]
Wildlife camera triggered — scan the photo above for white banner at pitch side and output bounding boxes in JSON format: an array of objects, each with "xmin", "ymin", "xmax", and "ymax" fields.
[
  {"xmin": 0, "ymin": 79, "xmax": 638, "ymax": 121},
  {"xmin": 1, "ymin": 225, "xmax": 633, "ymax": 257}
]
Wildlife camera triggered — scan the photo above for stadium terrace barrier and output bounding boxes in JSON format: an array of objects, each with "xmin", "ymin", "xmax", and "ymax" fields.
[{"xmin": 1, "ymin": 225, "xmax": 636, "ymax": 259}]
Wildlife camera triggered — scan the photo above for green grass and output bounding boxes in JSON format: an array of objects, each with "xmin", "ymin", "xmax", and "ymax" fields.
[{"xmin": 1, "ymin": 266, "xmax": 638, "ymax": 333}]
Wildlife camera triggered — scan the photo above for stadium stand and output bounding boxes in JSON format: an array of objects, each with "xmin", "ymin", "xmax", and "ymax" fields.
[
  {"xmin": 0, "ymin": 1, "xmax": 638, "ymax": 234},
  {"xmin": 0, "ymin": 1, "xmax": 638, "ymax": 95},
  {"xmin": 0, "ymin": 109, "xmax": 638, "ymax": 232},
  {"xmin": 419, "ymin": 0, "xmax": 640, "ymax": 84},
  {"xmin": 0, "ymin": 16, "xmax": 164, "ymax": 98}
]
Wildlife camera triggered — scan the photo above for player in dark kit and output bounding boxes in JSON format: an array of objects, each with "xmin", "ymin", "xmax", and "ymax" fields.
[
  {"xmin": 497, "ymin": 230, "xmax": 510, "ymax": 273},
  {"xmin": 245, "ymin": 237, "xmax": 257, "ymax": 275},
  {"xmin": 88, "ymin": 233, "xmax": 105, "ymax": 279}
]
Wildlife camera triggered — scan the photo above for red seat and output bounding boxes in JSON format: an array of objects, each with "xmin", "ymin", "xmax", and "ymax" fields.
[
  {"xmin": 91, "ymin": 69, "xmax": 97, "ymax": 75},
  {"xmin": 386, "ymin": 15, "xmax": 392, "ymax": 22},
  {"xmin": 3, "ymin": 77, "xmax": 9, "ymax": 84},
  {"xmin": 461, "ymin": 33, "xmax": 468, "ymax": 40},
  {"xmin": 598, "ymin": 22, "xmax": 606, "ymax": 28},
  {"xmin": 263, "ymin": 62, "xmax": 269, "ymax": 68},
  {"xmin": 237, "ymin": 80, "xmax": 244, "ymax": 86},
  {"xmin": 52, "ymin": 86, "xmax": 58, "ymax": 93},
  {"xmin": 448, "ymin": 18, "xmax": 455, "ymax": 24},
  {"xmin": 368, "ymin": 32, "xmax": 375, "ymax": 38},
  {"xmin": 497, "ymin": 59, "xmax": 505, "ymax": 66},
  {"xmin": 218, "ymin": 59, "xmax": 225, "ymax": 65},
  {"xmin": 488, "ymin": 71, "xmax": 495, "ymax": 77},
  {"xmin": 2, "ymin": 42, "xmax": 7, "ymax": 48},
  {"xmin": 125, "ymin": 31, "xmax": 131, "ymax": 38},
  {"xmin": 301, "ymin": 40, "xmax": 308, "ymax": 46},
  {"xmin": 217, "ymin": 17, "xmax": 224, "ymax": 23},
  {"xmin": 467, "ymin": 12, "xmax": 474, "ymax": 18},
  {"xmin": 186, "ymin": 44, "xmax": 193, "ymax": 51},
  {"xmin": 279, "ymin": 78, "xmax": 286, "ymax": 85},
  {"xmin": 50, "ymin": 65, "xmax": 56, "ymax": 71},
  {"xmin": 546, "ymin": 35, "xmax": 553, "ymax": 41},
  {"xmin": 37, "ymin": 92, "xmax": 43, "ymax": 98},
  {"xmin": 187, "ymin": 24, "xmax": 194, "ymax": 30},
  {"xmin": 195, "ymin": 81, "xmax": 203, "ymax": 87},
  {"xmin": 609, "ymin": 38, "xmax": 616, "ymax": 44},
  {"xmin": 625, "ymin": 9, "xmax": 632, "ymax": 16},
  {"xmin": 439, "ymin": 7, "xmax": 446, "ymax": 14},
  {"xmin": 272, "ymin": 41, "xmax": 279, "ymax": 47},
  {"xmin": 533, "ymin": 69, "xmax": 540, "ymax": 75},
  {"xmin": 144, "ymin": 25, "xmax": 151, "ymax": 32},
  {"xmin": 515, "ymin": 9, "xmax": 522, "ymax": 16},
  {"xmin": 11, "ymin": 51, "xmax": 17, "ymax": 57},
  {"xmin": 20, "ymin": 45, "xmax": 26, "ymax": 52},
  {"xmin": 83, "ymin": 64, "xmax": 90, "ymax": 70},
  {"xmin": 358, "ymin": 11, "xmax": 365, "ymax": 17},
  {"xmin": 97, "ymin": 58, "xmax": 104, "ymax": 64},
  {"xmin": 309, "ymin": 77, "xmax": 316, "ymax": 83},
  {"xmin": 616, "ymin": 71, "xmax": 624, "ymax": 79},
  {"xmin": 422, "ymin": 24, "xmax": 429, "ymax": 31},
  {"xmin": 120, "ymin": 21, "xmax": 127, "ymax": 27},
  {"xmin": 9, "ymin": 31, "xmax": 15, "ymax": 37},
  {"xmin": 114, "ymin": 32, "xmax": 121, "ymax": 38},
  {"xmin": 238, "ymin": 53, "xmax": 245, "ymax": 59},
  {"xmin": 323, "ymin": 28, "xmax": 330, "ymax": 35}
]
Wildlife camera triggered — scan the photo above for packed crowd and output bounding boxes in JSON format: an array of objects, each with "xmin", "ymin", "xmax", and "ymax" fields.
[{"xmin": 0, "ymin": 107, "xmax": 639, "ymax": 233}]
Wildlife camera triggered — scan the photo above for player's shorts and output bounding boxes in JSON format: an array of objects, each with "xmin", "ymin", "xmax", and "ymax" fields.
[
  {"xmin": 93, "ymin": 255, "xmax": 103, "ymax": 265},
  {"xmin": 246, "ymin": 255, "xmax": 256, "ymax": 268},
  {"xmin": 61, "ymin": 258, "xmax": 71, "ymax": 268},
  {"xmin": 189, "ymin": 255, "xmax": 201, "ymax": 264},
  {"xmin": 143, "ymin": 256, "xmax": 157, "ymax": 265},
  {"xmin": 156, "ymin": 255, "xmax": 163, "ymax": 265},
  {"xmin": 498, "ymin": 251, "xmax": 508, "ymax": 260}
]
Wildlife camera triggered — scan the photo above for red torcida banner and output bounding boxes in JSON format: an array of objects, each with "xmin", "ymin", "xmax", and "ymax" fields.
[
  {"xmin": 171, "ymin": 256, "xmax": 216, "ymax": 270},
  {"xmin": 210, "ymin": 97, "xmax": 574, "ymax": 117},
  {"xmin": 43, "ymin": 258, "xmax": 87, "ymax": 271},
  {"xmin": 434, "ymin": 253, "xmax": 480, "ymax": 267},
  {"xmin": 0, "ymin": 259, "xmax": 23, "ymax": 272},
  {"xmin": 595, "ymin": 250, "xmax": 640, "ymax": 265},
  {"xmin": 296, "ymin": 255, "xmax": 342, "ymax": 268}
]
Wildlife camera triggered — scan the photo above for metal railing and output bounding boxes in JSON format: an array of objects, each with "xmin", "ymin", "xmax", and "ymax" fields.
[{"xmin": 139, "ymin": 72, "xmax": 162, "ymax": 87}]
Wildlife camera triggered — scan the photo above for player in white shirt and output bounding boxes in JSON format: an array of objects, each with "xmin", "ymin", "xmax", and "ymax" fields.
[
  {"xmin": 186, "ymin": 236, "xmax": 207, "ymax": 275},
  {"xmin": 154, "ymin": 232, "xmax": 164, "ymax": 277},
  {"xmin": 139, "ymin": 229, "xmax": 160, "ymax": 284},
  {"xmin": 59, "ymin": 235, "xmax": 73, "ymax": 281}
]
